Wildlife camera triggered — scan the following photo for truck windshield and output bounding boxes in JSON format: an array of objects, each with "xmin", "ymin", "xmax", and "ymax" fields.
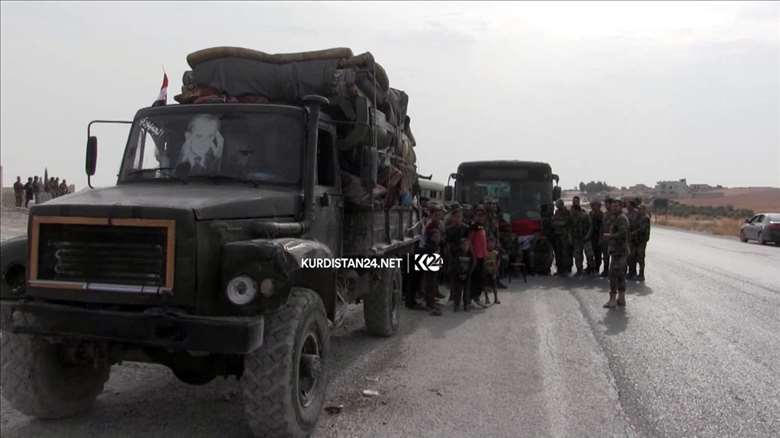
[
  {"xmin": 119, "ymin": 108, "xmax": 304, "ymax": 185},
  {"xmin": 459, "ymin": 180, "xmax": 551, "ymax": 220}
]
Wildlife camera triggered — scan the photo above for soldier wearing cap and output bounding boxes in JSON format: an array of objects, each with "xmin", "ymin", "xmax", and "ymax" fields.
[
  {"xmin": 552, "ymin": 199, "xmax": 573, "ymax": 276},
  {"xmin": 604, "ymin": 197, "xmax": 630, "ymax": 308},
  {"xmin": 587, "ymin": 199, "xmax": 604, "ymax": 274},
  {"xmin": 635, "ymin": 204, "xmax": 651, "ymax": 281},
  {"xmin": 570, "ymin": 196, "xmax": 591, "ymax": 276},
  {"xmin": 599, "ymin": 198, "xmax": 614, "ymax": 277},
  {"xmin": 626, "ymin": 198, "xmax": 641, "ymax": 280}
]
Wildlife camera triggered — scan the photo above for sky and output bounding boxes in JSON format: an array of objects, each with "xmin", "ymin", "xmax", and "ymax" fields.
[{"xmin": 1, "ymin": 1, "xmax": 779, "ymax": 189}]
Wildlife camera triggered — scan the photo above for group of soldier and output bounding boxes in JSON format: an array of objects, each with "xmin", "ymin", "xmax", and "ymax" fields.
[
  {"xmin": 548, "ymin": 196, "xmax": 651, "ymax": 308},
  {"xmin": 12, "ymin": 175, "xmax": 71, "ymax": 208},
  {"xmin": 409, "ymin": 192, "xmax": 653, "ymax": 313}
]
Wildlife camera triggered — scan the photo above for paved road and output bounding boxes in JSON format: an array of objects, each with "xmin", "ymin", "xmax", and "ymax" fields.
[{"xmin": 2, "ymin": 224, "xmax": 779, "ymax": 437}]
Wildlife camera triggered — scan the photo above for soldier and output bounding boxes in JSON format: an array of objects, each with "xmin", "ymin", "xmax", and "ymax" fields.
[
  {"xmin": 13, "ymin": 176, "xmax": 24, "ymax": 208},
  {"xmin": 570, "ymin": 196, "xmax": 591, "ymax": 276},
  {"xmin": 599, "ymin": 198, "xmax": 613, "ymax": 278},
  {"xmin": 635, "ymin": 205, "xmax": 651, "ymax": 281},
  {"xmin": 59, "ymin": 179, "xmax": 69, "ymax": 197},
  {"xmin": 588, "ymin": 200, "xmax": 603, "ymax": 275},
  {"xmin": 604, "ymin": 198, "xmax": 630, "ymax": 308},
  {"xmin": 23, "ymin": 177, "xmax": 34, "ymax": 208},
  {"xmin": 32, "ymin": 176, "xmax": 41, "ymax": 204},
  {"xmin": 626, "ymin": 199, "xmax": 641, "ymax": 280},
  {"xmin": 552, "ymin": 199, "xmax": 572, "ymax": 276},
  {"xmin": 536, "ymin": 203, "xmax": 555, "ymax": 275}
]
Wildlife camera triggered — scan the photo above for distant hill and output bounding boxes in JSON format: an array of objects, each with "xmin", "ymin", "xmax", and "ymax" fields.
[{"xmin": 677, "ymin": 187, "xmax": 780, "ymax": 212}]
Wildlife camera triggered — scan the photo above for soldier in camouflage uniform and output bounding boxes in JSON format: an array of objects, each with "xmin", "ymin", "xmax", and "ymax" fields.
[
  {"xmin": 535, "ymin": 203, "xmax": 556, "ymax": 275},
  {"xmin": 570, "ymin": 196, "xmax": 591, "ymax": 276},
  {"xmin": 552, "ymin": 199, "xmax": 573, "ymax": 276},
  {"xmin": 635, "ymin": 205, "xmax": 651, "ymax": 281},
  {"xmin": 626, "ymin": 199, "xmax": 641, "ymax": 280},
  {"xmin": 587, "ymin": 200, "xmax": 603, "ymax": 275},
  {"xmin": 604, "ymin": 198, "xmax": 629, "ymax": 308},
  {"xmin": 599, "ymin": 198, "xmax": 613, "ymax": 278}
]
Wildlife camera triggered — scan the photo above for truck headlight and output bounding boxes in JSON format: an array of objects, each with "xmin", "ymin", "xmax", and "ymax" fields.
[
  {"xmin": 226, "ymin": 275, "xmax": 258, "ymax": 305},
  {"xmin": 259, "ymin": 278, "xmax": 274, "ymax": 297}
]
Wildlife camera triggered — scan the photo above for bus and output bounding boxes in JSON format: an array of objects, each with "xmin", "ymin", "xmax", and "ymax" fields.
[
  {"xmin": 450, "ymin": 160, "xmax": 560, "ymax": 274},
  {"xmin": 418, "ymin": 179, "xmax": 446, "ymax": 203}
]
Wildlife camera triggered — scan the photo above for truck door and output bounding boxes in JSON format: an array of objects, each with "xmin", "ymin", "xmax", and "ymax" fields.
[{"xmin": 310, "ymin": 128, "xmax": 343, "ymax": 256}]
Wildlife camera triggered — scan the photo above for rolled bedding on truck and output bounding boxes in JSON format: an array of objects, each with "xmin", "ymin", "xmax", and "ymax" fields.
[{"xmin": 173, "ymin": 46, "xmax": 418, "ymax": 210}]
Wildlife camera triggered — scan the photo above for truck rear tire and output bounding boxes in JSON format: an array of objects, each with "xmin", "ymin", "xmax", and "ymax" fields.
[
  {"xmin": 242, "ymin": 288, "xmax": 330, "ymax": 438},
  {"xmin": 0, "ymin": 332, "xmax": 110, "ymax": 419},
  {"xmin": 363, "ymin": 269, "xmax": 402, "ymax": 337}
]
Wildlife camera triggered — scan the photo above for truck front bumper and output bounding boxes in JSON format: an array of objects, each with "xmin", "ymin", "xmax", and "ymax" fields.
[{"xmin": 0, "ymin": 300, "xmax": 264, "ymax": 355}]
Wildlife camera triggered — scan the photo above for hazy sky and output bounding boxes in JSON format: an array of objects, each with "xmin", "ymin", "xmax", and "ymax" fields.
[{"xmin": 2, "ymin": 1, "xmax": 778, "ymax": 189}]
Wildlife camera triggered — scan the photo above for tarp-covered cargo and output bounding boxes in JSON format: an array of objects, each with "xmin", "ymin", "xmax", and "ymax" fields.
[{"xmin": 174, "ymin": 47, "xmax": 418, "ymax": 210}]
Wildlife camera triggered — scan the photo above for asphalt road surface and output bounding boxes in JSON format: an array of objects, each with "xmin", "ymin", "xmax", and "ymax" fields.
[{"xmin": 1, "ymin": 219, "xmax": 779, "ymax": 437}]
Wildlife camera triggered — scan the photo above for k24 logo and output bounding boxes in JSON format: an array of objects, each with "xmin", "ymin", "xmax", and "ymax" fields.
[{"xmin": 413, "ymin": 253, "xmax": 444, "ymax": 272}]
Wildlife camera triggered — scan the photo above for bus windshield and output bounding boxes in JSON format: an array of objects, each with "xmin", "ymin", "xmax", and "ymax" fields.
[{"xmin": 459, "ymin": 179, "xmax": 551, "ymax": 220}]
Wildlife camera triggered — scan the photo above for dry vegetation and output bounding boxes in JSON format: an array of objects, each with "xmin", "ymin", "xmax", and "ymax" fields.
[
  {"xmin": 677, "ymin": 187, "xmax": 780, "ymax": 212},
  {"xmin": 654, "ymin": 215, "xmax": 743, "ymax": 237}
]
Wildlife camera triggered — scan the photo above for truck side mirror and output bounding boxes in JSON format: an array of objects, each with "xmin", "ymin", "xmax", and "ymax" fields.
[
  {"xmin": 444, "ymin": 185, "xmax": 453, "ymax": 202},
  {"xmin": 86, "ymin": 136, "xmax": 98, "ymax": 177},
  {"xmin": 552, "ymin": 186, "xmax": 561, "ymax": 201}
]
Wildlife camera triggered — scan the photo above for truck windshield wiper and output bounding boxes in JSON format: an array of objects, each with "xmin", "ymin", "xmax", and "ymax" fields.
[{"xmin": 126, "ymin": 167, "xmax": 188, "ymax": 183}]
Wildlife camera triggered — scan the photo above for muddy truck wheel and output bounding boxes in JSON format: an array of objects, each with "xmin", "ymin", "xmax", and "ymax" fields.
[
  {"xmin": 0, "ymin": 332, "xmax": 110, "ymax": 419},
  {"xmin": 363, "ymin": 269, "xmax": 402, "ymax": 337},
  {"xmin": 242, "ymin": 288, "xmax": 330, "ymax": 438}
]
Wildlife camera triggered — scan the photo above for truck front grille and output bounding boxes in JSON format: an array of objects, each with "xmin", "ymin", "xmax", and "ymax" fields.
[{"xmin": 34, "ymin": 220, "xmax": 174, "ymax": 288}]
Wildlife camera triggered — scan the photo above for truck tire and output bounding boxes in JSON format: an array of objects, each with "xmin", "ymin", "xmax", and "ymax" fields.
[
  {"xmin": 242, "ymin": 288, "xmax": 330, "ymax": 438},
  {"xmin": 0, "ymin": 332, "xmax": 110, "ymax": 419},
  {"xmin": 363, "ymin": 269, "xmax": 402, "ymax": 337}
]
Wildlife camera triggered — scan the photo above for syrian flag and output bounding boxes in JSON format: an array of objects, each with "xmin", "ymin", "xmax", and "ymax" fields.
[{"xmin": 153, "ymin": 72, "xmax": 168, "ymax": 106}]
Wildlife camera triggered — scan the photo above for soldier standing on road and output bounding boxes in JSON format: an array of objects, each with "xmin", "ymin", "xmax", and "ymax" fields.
[
  {"xmin": 635, "ymin": 205, "xmax": 651, "ymax": 281},
  {"xmin": 588, "ymin": 200, "xmax": 603, "ymax": 275},
  {"xmin": 626, "ymin": 199, "xmax": 641, "ymax": 280},
  {"xmin": 469, "ymin": 205, "xmax": 489, "ymax": 305},
  {"xmin": 604, "ymin": 198, "xmax": 630, "ymax": 308},
  {"xmin": 13, "ymin": 176, "xmax": 24, "ymax": 208},
  {"xmin": 552, "ymin": 199, "xmax": 573, "ymax": 276},
  {"xmin": 599, "ymin": 198, "xmax": 614, "ymax": 278},
  {"xmin": 570, "ymin": 196, "xmax": 591, "ymax": 276}
]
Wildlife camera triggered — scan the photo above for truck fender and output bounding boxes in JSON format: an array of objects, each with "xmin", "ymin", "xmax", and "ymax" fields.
[
  {"xmin": 221, "ymin": 238, "xmax": 337, "ymax": 319},
  {"xmin": 1, "ymin": 236, "xmax": 28, "ymax": 299}
]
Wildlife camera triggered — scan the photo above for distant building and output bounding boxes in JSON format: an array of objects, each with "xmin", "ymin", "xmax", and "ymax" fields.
[
  {"xmin": 655, "ymin": 179, "xmax": 689, "ymax": 198},
  {"xmin": 689, "ymin": 184, "xmax": 716, "ymax": 192},
  {"xmin": 629, "ymin": 184, "xmax": 653, "ymax": 193}
]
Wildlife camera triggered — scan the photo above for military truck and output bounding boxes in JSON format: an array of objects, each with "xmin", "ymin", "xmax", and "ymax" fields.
[
  {"xmin": 0, "ymin": 47, "xmax": 421, "ymax": 437},
  {"xmin": 447, "ymin": 160, "xmax": 560, "ymax": 275}
]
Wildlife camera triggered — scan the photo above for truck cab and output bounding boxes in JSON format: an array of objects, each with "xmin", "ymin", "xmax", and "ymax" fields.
[{"xmin": 1, "ymin": 96, "xmax": 418, "ymax": 436}]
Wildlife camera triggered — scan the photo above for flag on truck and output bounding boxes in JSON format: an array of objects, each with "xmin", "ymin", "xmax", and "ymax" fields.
[{"xmin": 153, "ymin": 71, "xmax": 168, "ymax": 106}]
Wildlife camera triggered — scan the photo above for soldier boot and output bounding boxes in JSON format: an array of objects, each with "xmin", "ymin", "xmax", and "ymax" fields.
[
  {"xmin": 603, "ymin": 293, "xmax": 617, "ymax": 309},
  {"xmin": 617, "ymin": 290, "xmax": 626, "ymax": 306}
]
